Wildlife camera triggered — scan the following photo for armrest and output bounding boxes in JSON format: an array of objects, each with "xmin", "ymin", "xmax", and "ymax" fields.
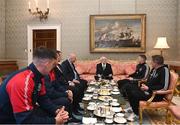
[
  {"xmin": 146, "ymin": 90, "xmax": 172, "ymax": 104},
  {"xmin": 154, "ymin": 90, "xmax": 172, "ymax": 95}
]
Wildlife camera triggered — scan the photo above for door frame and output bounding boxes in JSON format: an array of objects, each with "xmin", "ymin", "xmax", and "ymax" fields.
[{"xmin": 27, "ymin": 24, "xmax": 61, "ymax": 64}]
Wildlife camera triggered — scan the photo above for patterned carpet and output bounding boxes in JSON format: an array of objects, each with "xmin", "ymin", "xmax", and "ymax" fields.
[{"xmin": 144, "ymin": 109, "xmax": 180, "ymax": 125}]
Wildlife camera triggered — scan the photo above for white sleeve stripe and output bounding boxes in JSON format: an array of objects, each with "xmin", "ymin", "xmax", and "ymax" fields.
[
  {"xmin": 163, "ymin": 67, "xmax": 169, "ymax": 90},
  {"xmin": 24, "ymin": 71, "xmax": 33, "ymax": 111},
  {"xmin": 143, "ymin": 64, "xmax": 149, "ymax": 79}
]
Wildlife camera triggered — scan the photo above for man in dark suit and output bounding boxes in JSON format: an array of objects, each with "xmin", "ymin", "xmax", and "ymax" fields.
[
  {"xmin": 95, "ymin": 56, "xmax": 113, "ymax": 80},
  {"xmin": 44, "ymin": 51, "xmax": 81, "ymax": 122},
  {"xmin": 61, "ymin": 53, "xmax": 88, "ymax": 113}
]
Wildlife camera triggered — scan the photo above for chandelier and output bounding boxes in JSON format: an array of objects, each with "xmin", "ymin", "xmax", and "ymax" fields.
[{"xmin": 28, "ymin": 0, "xmax": 49, "ymax": 21}]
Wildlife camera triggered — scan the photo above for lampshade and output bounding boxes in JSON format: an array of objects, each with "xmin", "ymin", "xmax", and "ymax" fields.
[{"xmin": 154, "ymin": 37, "xmax": 170, "ymax": 49}]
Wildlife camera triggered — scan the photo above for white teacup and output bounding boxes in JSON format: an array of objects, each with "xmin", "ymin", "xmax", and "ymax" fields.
[
  {"xmin": 112, "ymin": 99, "xmax": 118, "ymax": 103},
  {"xmin": 105, "ymin": 114, "xmax": 113, "ymax": 123}
]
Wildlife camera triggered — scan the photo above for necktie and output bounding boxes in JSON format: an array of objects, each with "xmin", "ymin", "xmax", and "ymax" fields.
[
  {"xmin": 102, "ymin": 64, "xmax": 106, "ymax": 70},
  {"xmin": 68, "ymin": 60, "xmax": 78, "ymax": 80},
  {"xmin": 57, "ymin": 65, "xmax": 63, "ymax": 73}
]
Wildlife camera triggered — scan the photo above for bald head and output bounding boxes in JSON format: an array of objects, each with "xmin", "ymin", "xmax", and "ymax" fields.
[
  {"xmin": 100, "ymin": 56, "xmax": 107, "ymax": 64},
  {"xmin": 68, "ymin": 53, "xmax": 77, "ymax": 63}
]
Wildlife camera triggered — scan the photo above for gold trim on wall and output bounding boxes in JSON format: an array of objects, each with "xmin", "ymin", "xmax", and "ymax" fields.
[{"xmin": 90, "ymin": 14, "xmax": 146, "ymax": 53}]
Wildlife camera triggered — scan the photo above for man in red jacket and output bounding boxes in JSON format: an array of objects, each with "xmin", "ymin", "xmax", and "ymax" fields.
[{"xmin": 0, "ymin": 47, "xmax": 69, "ymax": 124}]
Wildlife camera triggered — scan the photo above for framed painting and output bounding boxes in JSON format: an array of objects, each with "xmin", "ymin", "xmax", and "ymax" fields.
[{"xmin": 90, "ymin": 14, "xmax": 146, "ymax": 53}]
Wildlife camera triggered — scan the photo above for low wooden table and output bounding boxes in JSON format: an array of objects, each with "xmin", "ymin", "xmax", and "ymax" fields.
[{"xmin": 82, "ymin": 81, "xmax": 127, "ymax": 124}]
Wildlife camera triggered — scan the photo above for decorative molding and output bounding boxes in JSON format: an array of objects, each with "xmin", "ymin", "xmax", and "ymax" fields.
[{"xmin": 27, "ymin": 24, "xmax": 61, "ymax": 64}]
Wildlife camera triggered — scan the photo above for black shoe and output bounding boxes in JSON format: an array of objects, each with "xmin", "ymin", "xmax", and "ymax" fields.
[
  {"xmin": 68, "ymin": 117, "xmax": 82, "ymax": 123},
  {"xmin": 78, "ymin": 106, "xmax": 84, "ymax": 111},
  {"xmin": 73, "ymin": 110, "xmax": 83, "ymax": 116}
]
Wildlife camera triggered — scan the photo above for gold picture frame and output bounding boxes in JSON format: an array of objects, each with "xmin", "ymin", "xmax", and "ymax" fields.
[{"xmin": 90, "ymin": 14, "xmax": 146, "ymax": 53}]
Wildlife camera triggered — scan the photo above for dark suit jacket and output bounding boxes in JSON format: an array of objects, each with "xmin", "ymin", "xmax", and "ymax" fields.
[
  {"xmin": 54, "ymin": 64, "xmax": 69, "ymax": 84},
  {"xmin": 61, "ymin": 59, "xmax": 80, "ymax": 81},
  {"xmin": 96, "ymin": 63, "xmax": 113, "ymax": 79}
]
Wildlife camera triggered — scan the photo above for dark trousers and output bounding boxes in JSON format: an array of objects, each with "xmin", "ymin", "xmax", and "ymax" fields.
[
  {"xmin": 68, "ymin": 79, "xmax": 87, "ymax": 111},
  {"xmin": 0, "ymin": 112, "xmax": 16, "ymax": 124},
  {"xmin": 52, "ymin": 97, "xmax": 72, "ymax": 117},
  {"xmin": 126, "ymin": 84, "xmax": 164, "ymax": 115},
  {"xmin": 23, "ymin": 107, "xmax": 55, "ymax": 123},
  {"xmin": 117, "ymin": 79, "xmax": 138, "ymax": 97},
  {"xmin": 69, "ymin": 85, "xmax": 83, "ymax": 112},
  {"xmin": 79, "ymin": 79, "xmax": 88, "ymax": 100},
  {"xmin": 95, "ymin": 75, "xmax": 113, "ymax": 80},
  {"xmin": 0, "ymin": 107, "xmax": 55, "ymax": 124}
]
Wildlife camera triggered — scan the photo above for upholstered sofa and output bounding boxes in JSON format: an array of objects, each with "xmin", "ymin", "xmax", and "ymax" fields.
[{"xmin": 75, "ymin": 60, "xmax": 137, "ymax": 82}]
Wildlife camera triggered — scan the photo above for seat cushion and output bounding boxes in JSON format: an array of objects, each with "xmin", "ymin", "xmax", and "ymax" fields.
[
  {"xmin": 113, "ymin": 75, "xmax": 127, "ymax": 81},
  {"xmin": 139, "ymin": 100, "xmax": 169, "ymax": 108},
  {"xmin": 124, "ymin": 63, "xmax": 136, "ymax": 75}
]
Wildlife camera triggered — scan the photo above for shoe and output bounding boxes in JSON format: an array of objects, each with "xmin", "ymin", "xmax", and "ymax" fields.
[
  {"xmin": 127, "ymin": 113, "xmax": 139, "ymax": 122},
  {"xmin": 124, "ymin": 107, "xmax": 133, "ymax": 113},
  {"xmin": 73, "ymin": 110, "xmax": 83, "ymax": 116},
  {"xmin": 68, "ymin": 117, "xmax": 82, "ymax": 123},
  {"xmin": 78, "ymin": 106, "xmax": 84, "ymax": 111}
]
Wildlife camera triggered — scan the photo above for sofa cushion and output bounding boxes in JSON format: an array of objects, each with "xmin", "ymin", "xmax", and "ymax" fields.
[
  {"xmin": 124, "ymin": 63, "xmax": 136, "ymax": 75},
  {"xmin": 76, "ymin": 60, "xmax": 100, "ymax": 75},
  {"xmin": 75, "ymin": 63, "xmax": 86, "ymax": 75},
  {"xmin": 75, "ymin": 60, "xmax": 137, "ymax": 81},
  {"xmin": 80, "ymin": 74, "xmax": 95, "ymax": 82},
  {"xmin": 88, "ymin": 60, "xmax": 99, "ymax": 74},
  {"xmin": 111, "ymin": 63, "xmax": 125, "ymax": 75}
]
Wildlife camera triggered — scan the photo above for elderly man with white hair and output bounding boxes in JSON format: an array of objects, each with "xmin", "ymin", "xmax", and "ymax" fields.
[
  {"xmin": 61, "ymin": 53, "xmax": 88, "ymax": 116},
  {"xmin": 95, "ymin": 56, "xmax": 113, "ymax": 80}
]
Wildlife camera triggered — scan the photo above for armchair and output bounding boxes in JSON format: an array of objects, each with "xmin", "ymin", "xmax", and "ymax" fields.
[{"xmin": 139, "ymin": 71, "xmax": 179, "ymax": 124}]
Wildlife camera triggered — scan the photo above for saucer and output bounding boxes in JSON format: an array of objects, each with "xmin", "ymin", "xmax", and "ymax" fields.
[
  {"xmin": 112, "ymin": 89, "xmax": 119, "ymax": 92},
  {"xmin": 111, "ymin": 91, "xmax": 120, "ymax": 95},
  {"xmin": 82, "ymin": 117, "xmax": 97, "ymax": 124},
  {"xmin": 111, "ymin": 107, "xmax": 122, "ymax": 112},
  {"xmin": 115, "ymin": 113, "xmax": 125, "ymax": 117},
  {"xmin": 87, "ymin": 106, "xmax": 96, "ymax": 111},
  {"xmin": 89, "ymin": 102, "xmax": 96, "ymax": 105},
  {"xmin": 104, "ymin": 119, "xmax": 113, "ymax": 124},
  {"xmin": 83, "ymin": 97, "xmax": 91, "ymax": 101},
  {"xmin": 110, "ymin": 102, "xmax": 120, "ymax": 107},
  {"xmin": 114, "ymin": 117, "xmax": 127, "ymax": 124}
]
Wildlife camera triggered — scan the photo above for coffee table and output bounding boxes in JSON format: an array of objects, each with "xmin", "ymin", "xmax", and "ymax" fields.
[{"xmin": 82, "ymin": 80, "xmax": 127, "ymax": 124}]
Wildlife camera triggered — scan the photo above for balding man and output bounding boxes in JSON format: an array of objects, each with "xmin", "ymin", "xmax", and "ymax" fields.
[
  {"xmin": 61, "ymin": 53, "xmax": 87, "ymax": 115},
  {"xmin": 95, "ymin": 56, "xmax": 113, "ymax": 80}
]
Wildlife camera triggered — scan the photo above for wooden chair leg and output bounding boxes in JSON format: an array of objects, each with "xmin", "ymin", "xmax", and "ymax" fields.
[
  {"xmin": 139, "ymin": 107, "xmax": 143, "ymax": 125},
  {"xmin": 166, "ymin": 109, "xmax": 172, "ymax": 124}
]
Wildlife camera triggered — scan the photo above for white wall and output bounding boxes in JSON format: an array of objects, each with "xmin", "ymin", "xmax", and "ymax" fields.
[
  {"xmin": 4, "ymin": 0, "xmax": 179, "ymax": 63},
  {"xmin": 0, "ymin": 0, "xmax": 5, "ymax": 58}
]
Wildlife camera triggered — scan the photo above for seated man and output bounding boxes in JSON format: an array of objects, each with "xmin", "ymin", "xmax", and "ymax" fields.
[
  {"xmin": 55, "ymin": 52, "xmax": 84, "ymax": 116},
  {"xmin": 45, "ymin": 51, "xmax": 81, "ymax": 122},
  {"xmin": 118, "ymin": 55, "xmax": 150, "ymax": 96},
  {"xmin": 61, "ymin": 53, "xmax": 88, "ymax": 113},
  {"xmin": 0, "ymin": 47, "xmax": 69, "ymax": 124},
  {"xmin": 95, "ymin": 56, "xmax": 113, "ymax": 80},
  {"xmin": 44, "ymin": 70, "xmax": 73, "ymax": 120},
  {"xmin": 125, "ymin": 55, "xmax": 170, "ymax": 121}
]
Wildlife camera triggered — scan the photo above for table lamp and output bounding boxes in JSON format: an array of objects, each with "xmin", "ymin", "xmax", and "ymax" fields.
[{"xmin": 154, "ymin": 37, "xmax": 170, "ymax": 56}]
